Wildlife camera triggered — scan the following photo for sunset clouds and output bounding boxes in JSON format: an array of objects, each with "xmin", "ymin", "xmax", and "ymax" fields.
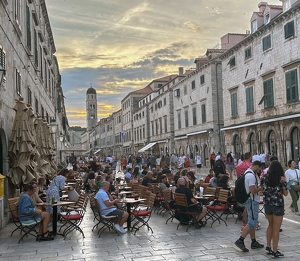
[{"xmin": 46, "ymin": 0, "xmax": 280, "ymax": 127}]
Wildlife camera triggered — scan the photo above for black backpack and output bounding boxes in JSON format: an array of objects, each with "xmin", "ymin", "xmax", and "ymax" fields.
[{"xmin": 234, "ymin": 171, "xmax": 253, "ymax": 204}]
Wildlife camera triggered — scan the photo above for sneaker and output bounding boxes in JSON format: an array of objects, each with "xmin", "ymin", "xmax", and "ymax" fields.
[
  {"xmin": 266, "ymin": 246, "xmax": 272, "ymax": 254},
  {"xmin": 251, "ymin": 240, "xmax": 264, "ymax": 249},
  {"xmin": 114, "ymin": 223, "xmax": 121, "ymax": 233},
  {"xmin": 119, "ymin": 226, "xmax": 127, "ymax": 234},
  {"xmin": 295, "ymin": 211, "xmax": 300, "ymax": 216},
  {"xmin": 272, "ymin": 250, "xmax": 284, "ymax": 258},
  {"xmin": 235, "ymin": 240, "xmax": 249, "ymax": 252}
]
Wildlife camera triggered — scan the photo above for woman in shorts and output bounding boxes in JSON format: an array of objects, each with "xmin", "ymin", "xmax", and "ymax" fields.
[{"xmin": 261, "ymin": 161, "xmax": 288, "ymax": 258}]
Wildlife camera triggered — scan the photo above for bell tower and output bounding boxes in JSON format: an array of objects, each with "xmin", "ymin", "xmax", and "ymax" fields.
[{"xmin": 86, "ymin": 85, "xmax": 97, "ymax": 131}]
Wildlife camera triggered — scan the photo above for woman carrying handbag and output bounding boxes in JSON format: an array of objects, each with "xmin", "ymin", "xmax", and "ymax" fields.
[{"xmin": 285, "ymin": 160, "xmax": 300, "ymax": 215}]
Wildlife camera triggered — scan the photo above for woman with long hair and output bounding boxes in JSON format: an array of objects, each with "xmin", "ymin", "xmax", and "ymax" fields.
[
  {"xmin": 226, "ymin": 153, "xmax": 234, "ymax": 180},
  {"xmin": 261, "ymin": 161, "xmax": 287, "ymax": 258},
  {"xmin": 131, "ymin": 166, "xmax": 140, "ymax": 183}
]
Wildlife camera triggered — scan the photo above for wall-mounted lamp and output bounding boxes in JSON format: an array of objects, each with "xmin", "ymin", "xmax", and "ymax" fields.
[
  {"xmin": 59, "ymin": 133, "xmax": 64, "ymax": 142},
  {"xmin": 49, "ymin": 118, "xmax": 58, "ymax": 134},
  {"xmin": 0, "ymin": 67, "xmax": 6, "ymax": 87}
]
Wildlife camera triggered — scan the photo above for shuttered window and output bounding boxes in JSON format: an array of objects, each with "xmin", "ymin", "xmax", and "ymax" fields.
[
  {"xmin": 26, "ymin": 5, "xmax": 31, "ymax": 50},
  {"xmin": 231, "ymin": 93, "xmax": 238, "ymax": 117},
  {"xmin": 286, "ymin": 69, "xmax": 298, "ymax": 103},
  {"xmin": 263, "ymin": 78, "xmax": 274, "ymax": 108},
  {"xmin": 246, "ymin": 86, "xmax": 254, "ymax": 112},
  {"xmin": 262, "ymin": 35, "xmax": 271, "ymax": 51},
  {"xmin": 201, "ymin": 104, "xmax": 206, "ymax": 123},
  {"xmin": 284, "ymin": 20, "xmax": 295, "ymax": 39}
]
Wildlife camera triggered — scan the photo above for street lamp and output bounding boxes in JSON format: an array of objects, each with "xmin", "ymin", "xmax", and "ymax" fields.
[
  {"xmin": 49, "ymin": 118, "xmax": 58, "ymax": 134},
  {"xmin": 59, "ymin": 133, "xmax": 64, "ymax": 164}
]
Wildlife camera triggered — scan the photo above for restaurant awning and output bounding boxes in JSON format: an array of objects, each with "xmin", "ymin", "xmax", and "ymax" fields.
[
  {"xmin": 138, "ymin": 142, "xmax": 157, "ymax": 152},
  {"xmin": 94, "ymin": 148, "xmax": 101, "ymax": 154}
]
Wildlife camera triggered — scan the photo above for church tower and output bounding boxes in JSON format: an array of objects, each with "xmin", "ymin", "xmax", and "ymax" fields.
[{"xmin": 86, "ymin": 86, "xmax": 97, "ymax": 131}]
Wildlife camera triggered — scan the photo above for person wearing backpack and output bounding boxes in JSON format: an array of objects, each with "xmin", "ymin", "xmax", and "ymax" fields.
[{"xmin": 235, "ymin": 160, "xmax": 264, "ymax": 253}]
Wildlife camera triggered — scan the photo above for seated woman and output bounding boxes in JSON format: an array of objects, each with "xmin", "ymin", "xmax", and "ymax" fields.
[
  {"xmin": 218, "ymin": 175, "xmax": 235, "ymax": 204},
  {"xmin": 187, "ymin": 171, "xmax": 197, "ymax": 191},
  {"xmin": 18, "ymin": 183, "xmax": 53, "ymax": 241}
]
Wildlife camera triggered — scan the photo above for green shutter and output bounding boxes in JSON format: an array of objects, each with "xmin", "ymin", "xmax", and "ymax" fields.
[
  {"xmin": 201, "ymin": 104, "xmax": 206, "ymax": 123},
  {"xmin": 286, "ymin": 69, "xmax": 298, "ymax": 102},
  {"xmin": 285, "ymin": 20, "xmax": 294, "ymax": 39},
  {"xmin": 264, "ymin": 79, "xmax": 274, "ymax": 108},
  {"xmin": 34, "ymin": 30, "xmax": 38, "ymax": 67},
  {"xmin": 231, "ymin": 93, "xmax": 237, "ymax": 117},
  {"xmin": 26, "ymin": 5, "xmax": 31, "ymax": 50}
]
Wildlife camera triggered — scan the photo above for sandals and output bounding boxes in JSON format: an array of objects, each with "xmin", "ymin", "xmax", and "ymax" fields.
[{"xmin": 37, "ymin": 231, "xmax": 54, "ymax": 242}]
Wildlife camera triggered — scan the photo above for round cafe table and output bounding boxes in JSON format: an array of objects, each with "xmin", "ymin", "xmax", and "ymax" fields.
[
  {"xmin": 36, "ymin": 201, "xmax": 75, "ymax": 236},
  {"xmin": 119, "ymin": 198, "xmax": 145, "ymax": 229}
]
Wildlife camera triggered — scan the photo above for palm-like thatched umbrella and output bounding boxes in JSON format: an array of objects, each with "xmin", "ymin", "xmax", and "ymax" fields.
[{"xmin": 7, "ymin": 99, "xmax": 37, "ymax": 187}]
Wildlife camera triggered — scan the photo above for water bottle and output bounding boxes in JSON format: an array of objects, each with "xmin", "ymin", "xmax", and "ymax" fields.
[
  {"xmin": 199, "ymin": 187, "xmax": 204, "ymax": 196},
  {"xmin": 51, "ymin": 196, "xmax": 55, "ymax": 204}
]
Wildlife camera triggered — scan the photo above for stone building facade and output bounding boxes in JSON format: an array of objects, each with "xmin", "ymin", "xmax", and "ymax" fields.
[
  {"xmin": 0, "ymin": 0, "xmax": 68, "ymax": 227},
  {"xmin": 220, "ymin": 1, "xmax": 300, "ymax": 165}
]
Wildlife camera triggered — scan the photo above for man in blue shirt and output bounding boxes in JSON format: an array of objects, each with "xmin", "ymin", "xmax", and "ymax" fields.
[
  {"xmin": 95, "ymin": 181, "xmax": 128, "ymax": 233},
  {"xmin": 18, "ymin": 183, "xmax": 53, "ymax": 241}
]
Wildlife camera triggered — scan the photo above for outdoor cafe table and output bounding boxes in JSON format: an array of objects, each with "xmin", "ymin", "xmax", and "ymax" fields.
[
  {"xmin": 120, "ymin": 198, "xmax": 145, "ymax": 229},
  {"xmin": 36, "ymin": 201, "xmax": 75, "ymax": 236}
]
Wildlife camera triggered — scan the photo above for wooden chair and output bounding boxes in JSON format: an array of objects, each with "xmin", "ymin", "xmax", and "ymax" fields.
[
  {"xmin": 205, "ymin": 187, "xmax": 216, "ymax": 196},
  {"xmin": 174, "ymin": 193, "xmax": 202, "ymax": 231},
  {"xmin": 131, "ymin": 192, "xmax": 155, "ymax": 235},
  {"xmin": 205, "ymin": 189, "xmax": 228, "ymax": 227},
  {"xmin": 8, "ymin": 197, "xmax": 21, "ymax": 237},
  {"xmin": 59, "ymin": 195, "xmax": 88, "ymax": 239},
  {"xmin": 162, "ymin": 189, "xmax": 175, "ymax": 224},
  {"xmin": 90, "ymin": 195, "xmax": 119, "ymax": 237}
]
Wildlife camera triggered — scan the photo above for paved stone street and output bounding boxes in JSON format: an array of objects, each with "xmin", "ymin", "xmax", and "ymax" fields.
[{"xmin": 1, "ymin": 170, "xmax": 300, "ymax": 261}]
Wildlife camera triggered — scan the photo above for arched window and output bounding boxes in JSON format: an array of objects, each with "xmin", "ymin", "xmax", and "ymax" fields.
[
  {"xmin": 268, "ymin": 130, "xmax": 277, "ymax": 156},
  {"xmin": 249, "ymin": 132, "xmax": 257, "ymax": 153},
  {"xmin": 291, "ymin": 127, "xmax": 300, "ymax": 161},
  {"xmin": 234, "ymin": 134, "xmax": 241, "ymax": 161}
]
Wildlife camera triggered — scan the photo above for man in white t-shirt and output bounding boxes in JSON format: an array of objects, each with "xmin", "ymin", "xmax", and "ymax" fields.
[
  {"xmin": 195, "ymin": 152, "xmax": 202, "ymax": 174},
  {"xmin": 235, "ymin": 160, "xmax": 264, "ymax": 253},
  {"xmin": 95, "ymin": 181, "xmax": 128, "ymax": 234}
]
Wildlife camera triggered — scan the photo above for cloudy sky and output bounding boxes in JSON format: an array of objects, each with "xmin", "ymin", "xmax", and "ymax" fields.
[{"xmin": 46, "ymin": 0, "xmax": 281, "ymax": 127}]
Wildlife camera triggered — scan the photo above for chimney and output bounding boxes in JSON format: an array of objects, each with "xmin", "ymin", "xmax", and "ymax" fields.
[
  {"xmin": 258, "ymin": 2, "xmax": 268, "ymax": 12},
  {"xmin": 178, "ymin": 67, "xmax": 184, "ymax": 75}
]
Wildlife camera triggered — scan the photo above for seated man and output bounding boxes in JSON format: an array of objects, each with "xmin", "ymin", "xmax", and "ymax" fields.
[
  {"xmin": 18, "ymin": 183, "xmax": 53, "ymax": 241},
  {"xmin": 95, "ymin": 181, "xmax": 128, "ymax": 234},
  {"xmin": 158, "ymin": 174, "xmax": 169, "ymax": 190},
  {"xmin": 204, "ymin": 169, "xmax": 214, "ymax": 183},
  {"xmin": 175, "ymin": 178, "xmax": 207, "ymax": 228}
]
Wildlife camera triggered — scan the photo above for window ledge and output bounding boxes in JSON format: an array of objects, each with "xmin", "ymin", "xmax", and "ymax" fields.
[
  {"xmin": 244, "ymin": 57, "xmax": 253, "ymax": 64},
  {"xmin": 262, "ymin": 47, "xmax": 273, "ymax": 54},
  {"xmin": 246, "ymin": 111, "xmax": 255, "ymax": 116},
  {"xmin": 284, "ymin": 35, "xmax": 297, "ymax": 42}
]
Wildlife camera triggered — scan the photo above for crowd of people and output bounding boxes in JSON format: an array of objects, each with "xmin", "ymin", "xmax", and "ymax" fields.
[{"xmin": 17, "ymin": 149, "xmax": 300, "ymax": 256}]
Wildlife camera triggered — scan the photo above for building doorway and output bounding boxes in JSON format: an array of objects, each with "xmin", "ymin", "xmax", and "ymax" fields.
[
  {"xmin": 291, "ymin": 127, "xmax": 300, "ymax": 161},
  {"xmin": 268, "ymin": 130, "xmax": 277, "ymax": 156}
]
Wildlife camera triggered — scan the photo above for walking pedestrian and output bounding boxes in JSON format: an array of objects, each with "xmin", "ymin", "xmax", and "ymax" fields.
[
  {"xmin": 261, "ymin": 160, "xmax": 287, "ymax": 258},
  {"xmin": 234, "ymin": 160, "xmax": 264, "ymax": 253},
  {"xmin": 285, "ymin": 160, "xmax": 300, "ymax": 215}
]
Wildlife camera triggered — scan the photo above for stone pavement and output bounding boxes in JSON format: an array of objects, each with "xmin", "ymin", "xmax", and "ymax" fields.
[{"xmin": 1, "ymin": 169, "xmax": 300, "ymax": 261}]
